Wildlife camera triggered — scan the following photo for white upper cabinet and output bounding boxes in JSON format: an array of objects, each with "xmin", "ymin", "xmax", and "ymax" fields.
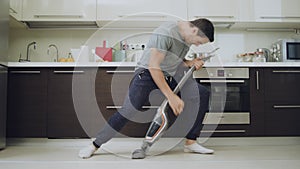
[
  {"xmin": 254, "ymin": 0, "xmax": 300, "ymax": 22},
  {"xmin": 22, "ymin": 0, "xmax": 96, "ymax": 21},
  {"xmin": 97, "ymin": 0, "xmax": 187, "ymax": 27},
  {"xmin": 282, "ymin": 0, "xmax": 300, "ymax": 18},
  {"xmin": 10, "ymin": 0, "xmax": 22, "ymax": 20},
  {"xmin": 187, "ymin": 0, "xmax": 240, "ymax": 22}
]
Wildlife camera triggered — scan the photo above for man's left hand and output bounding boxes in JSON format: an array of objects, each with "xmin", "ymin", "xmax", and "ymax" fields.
[{"xmin": 185, "ymin": 58, "xmax": 204, "ymax": 70}]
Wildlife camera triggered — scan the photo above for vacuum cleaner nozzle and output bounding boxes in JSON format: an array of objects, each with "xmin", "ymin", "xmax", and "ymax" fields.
[{"xmin": 144, "ymin": 100, "xmax": 169, "ymax": 144}]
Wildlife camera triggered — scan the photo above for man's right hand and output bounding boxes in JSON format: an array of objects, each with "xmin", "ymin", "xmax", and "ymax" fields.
[
  {"xmin": 167, "ymin": 93, "xmax": 184, "ymax": 116},
  {"xmin": 148, "ymin": 48, "xmax": 185, "ymax": 116}
]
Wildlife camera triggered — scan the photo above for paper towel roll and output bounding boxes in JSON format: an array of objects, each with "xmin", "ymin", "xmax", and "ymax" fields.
[
  {"xmin": 78, "ymin": 45, "xmax": 89, "ymax": 62},
  {"xmin": 71, "ymin": 48, "xmax": 80, "ymax": 61}
]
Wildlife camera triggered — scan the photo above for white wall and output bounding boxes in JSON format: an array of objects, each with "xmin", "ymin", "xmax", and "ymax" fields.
[{"xmin": 8, "ymin": 25, "xmax": 297, "ymax": 62}]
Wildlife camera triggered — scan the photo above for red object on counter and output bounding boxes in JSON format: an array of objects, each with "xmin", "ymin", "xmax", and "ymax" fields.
[{"xmin": 95, "ymin": 40, "xmax": 112, "ymax": 61}]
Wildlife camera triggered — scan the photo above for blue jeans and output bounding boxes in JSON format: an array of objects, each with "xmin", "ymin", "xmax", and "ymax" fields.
[{"xmin": 94, "ymin": 66, "xmax": 210, "ymax": 147}]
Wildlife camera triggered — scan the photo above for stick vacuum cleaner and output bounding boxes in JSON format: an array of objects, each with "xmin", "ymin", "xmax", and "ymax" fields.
[{"xmin": 132, "ymin": 48, "xmax": 219, "ymax": 159}]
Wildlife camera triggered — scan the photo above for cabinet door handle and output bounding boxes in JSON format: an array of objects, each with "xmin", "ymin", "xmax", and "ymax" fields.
[
  {"xmin": 201, "ymin": 130, "xmax": 246, "ymax": 133},
  {"xmin": 106, "ymin": 106, "xmax": 160, "ymax": 109},
  {"xmin": 273, "ymin": 70, "xmax": 300, "ymax": 73},
  {"xmin": 54, "ymin": 70, "xmax": 85, "ymax": 74},
  {"xmin": 106, "ymin": 106, "xmax": 122, "ymax": 109},
  {"xmin": 118, "ymin": 14, "xmax": 167, "ymax": 19},
  {"xmin": 200, "ymin": 80, "xmax": 245, "ymax": 83},
  {"xmin": 10, "ymin": 71, "xmax": 41, "ymax": 74},
  {"xmin": 34, "ymin": 14, "xmax": 84, "ymax": 18},
  {"xmin": 260, "ymin": 16, "xmax": 300, "ymax": 19},
  {"xmin": 106, "ymin": 70, "xmax": 135, "ymax": 74},
  {"xmin": 256, "ymin": 71, "xmax": 260, "ymax": 91},
  {"xmin": 194, "ymin": 15, "xmax": 235, "ymax": 19},
  {"xmin": 273, "ymin": 105, "xmax": 300, "ymax": 109},
  {"xmin": 142, "ymin": 106, "xmax": 160, "ymax": 109}
]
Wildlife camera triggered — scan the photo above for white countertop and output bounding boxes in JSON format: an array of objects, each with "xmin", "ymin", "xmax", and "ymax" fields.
[{"xmin": 5, "ymin": 61, "xmax": 300, "ymax": 67}]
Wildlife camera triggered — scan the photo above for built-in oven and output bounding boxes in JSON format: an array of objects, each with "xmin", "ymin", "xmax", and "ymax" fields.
[{"xmin": 193, "ymin": 68, "xmax": 250, "ymax": 136}]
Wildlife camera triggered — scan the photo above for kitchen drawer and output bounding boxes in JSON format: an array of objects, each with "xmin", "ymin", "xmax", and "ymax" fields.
[
  {"xmin": 265, "ymin": 102, "xmax": 300, "ymax": 136},
  {"xmin": 264, "ymin": 68, "xmax": 300, "ymax": 102},
  {"xmin": 103, "ymin": 109, "xmax": 151, "ymax": 138},
  {"xmin": 201, "ymin": 124, "xmax": 250, "ymax": 137},
  {"xmin": 201, "ymin": 112, "xmax": 250, "ymax": 137},
  {"xmin": 202, "ymin": 113, "xmax": 250, "ymax": 125},
  {"xmin": 95, "ymin": 67, "xmax": 135, "ymax": 106}
]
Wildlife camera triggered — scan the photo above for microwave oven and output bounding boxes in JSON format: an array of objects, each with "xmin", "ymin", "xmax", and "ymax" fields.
[{"xmin": 272, "ymin": 39, "xmax": 300, "ymax": 62}]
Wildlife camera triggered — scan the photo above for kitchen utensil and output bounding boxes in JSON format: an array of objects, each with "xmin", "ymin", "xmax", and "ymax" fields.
[
  {"xmin": 96, "ymin": 40, "xmax": 113, "ymax": 62},
  {"xmin": 256, "ymin": 48, "xmax": 271, "ymax": 62}
]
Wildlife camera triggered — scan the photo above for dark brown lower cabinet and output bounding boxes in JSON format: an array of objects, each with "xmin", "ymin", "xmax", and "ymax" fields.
[
  {"xmin": 47, "ymin": 68, "xmax": 92, "ymax": 138},
  {"xmin": 7, "ymin": 68, "xmax": 47, "ymax": 137},
  {"xmin": 248, "ymin": 68, "xmax": 265, "ymax": 136},
  {"xmin": 0, "ymin": 65, "xmax": 7, "ymax": 145},
  {"xmin": 95, "ymin": 67, "xmax": 153, "ymax": 137},
  {"xmin": 6, "ymin": 66, "xmax": 300, "ymax": 138},
  {"xmin": 265, "ymin": 103, "xmax": 300, "ymax": 136},
  {"xmin": 263, "ymin": 68, "xmax": 300, "ymax": 136}
]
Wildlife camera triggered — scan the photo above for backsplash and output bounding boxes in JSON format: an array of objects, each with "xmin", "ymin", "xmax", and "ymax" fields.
[{"xmin": 8, "ymin": 23, "xmax": 297, "ymax": 62}]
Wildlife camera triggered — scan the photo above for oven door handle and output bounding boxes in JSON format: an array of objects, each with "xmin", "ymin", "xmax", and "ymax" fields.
[{"xmin": 199, "ymin": 80, "xmax": 245, "ymax": 83}]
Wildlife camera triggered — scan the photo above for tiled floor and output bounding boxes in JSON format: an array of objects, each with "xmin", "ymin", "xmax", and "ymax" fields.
[{"xmin": 0, "ymin": 137, "xmax": 300, "ymax": 169}]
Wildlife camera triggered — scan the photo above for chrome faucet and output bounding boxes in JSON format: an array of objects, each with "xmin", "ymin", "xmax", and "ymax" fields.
[
  {"xmin": 47, "ymin": 44, "xmax": 59, "ymax": 62},
  {"xmin": 20, "ymin": 41, "xmax": 37, "ymax": 62}
]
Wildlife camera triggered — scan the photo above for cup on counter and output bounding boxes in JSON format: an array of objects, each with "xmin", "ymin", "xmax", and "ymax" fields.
[{"xmin": 113, "ymin": 50, "xmax": 126, "ymax": 62}]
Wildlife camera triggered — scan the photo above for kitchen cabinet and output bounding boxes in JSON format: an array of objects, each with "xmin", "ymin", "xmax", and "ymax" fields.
[
  {"xmin": 7, "ymin": 68, "xmax": 48, "ymax": 137},
  {"xmin": 9, "ymin": 0, "xmax": 22, "ymax": 20},
  {"xmin": 47, "ymin": 68, "xmax": 93, "ymax": 138},
  {"xmin": 0, "ymin": 65, "xmax": 7, "ymax": 149},
  {"xmin": 264, "ymin": 68, "xmax": 300, "ymax": 136},
  {"xmin": 253, "ymin": 0, "xmax": 300, "ymax": 22},
  {"xmin": 96, "ymin": 0, "xmax": 187, "ymax": 27},
  {"xmin": 248, "ymin": 68, "xmax": 265, "ymax": 136},
  {"xmin": 95, "ymin": 67, "xmax": 151, "ymax": 137},
  {"xmin": 6, "ymin": 65, "xmax": 300, "ymax": 138},
  {"xmin": 265, "ymin": 103, "xmax": 300, "ymax": 136},
  {"xmin": 22, "ymin": 0, "xmax": 96, "ymax": 21},
  {"xmin": 187, "ymin": 0, "xmax": 239, "ymax": 22},
  {"xmin": 249, "ymin": 67, "xmax": 300, "ymax": 136}
]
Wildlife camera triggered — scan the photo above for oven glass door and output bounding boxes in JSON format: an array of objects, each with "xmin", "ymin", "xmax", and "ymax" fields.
[{"xmin": 199, "ymin": 79, "xmax": 250, "ymax": 112}]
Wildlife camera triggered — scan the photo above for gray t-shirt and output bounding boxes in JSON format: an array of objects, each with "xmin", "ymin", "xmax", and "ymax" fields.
[{"xmin": 136, "ymin": 21, "xmax": 190, "ymax": 76}]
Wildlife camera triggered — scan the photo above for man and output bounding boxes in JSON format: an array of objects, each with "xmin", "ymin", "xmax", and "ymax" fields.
[{"xmin": 79, "ymin": 18, "xmax": 215, "ymax": 159}]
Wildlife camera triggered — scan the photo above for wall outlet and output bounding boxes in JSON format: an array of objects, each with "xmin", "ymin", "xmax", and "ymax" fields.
[{"xmin": 128, "ymin": 43, "xmax": 146, "ymax": 50}]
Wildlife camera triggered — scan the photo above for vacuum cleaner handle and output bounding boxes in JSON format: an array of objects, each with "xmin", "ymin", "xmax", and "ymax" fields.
[
  {"xmin": 173, "ymin": 47, "xmax": 220, "ymax": 95},
  {"xmin": 172, "ymin": 65, "xmax": 196, "ymax": 94},
  {"xmin": 160, "ymin": 51, "xmax": 218, "ymax": 113}
]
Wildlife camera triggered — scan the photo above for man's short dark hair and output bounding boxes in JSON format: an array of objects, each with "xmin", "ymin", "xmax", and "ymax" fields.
[{"xmin": 190, "ymin": 18, "xmax": 215, "ymax": 42}]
